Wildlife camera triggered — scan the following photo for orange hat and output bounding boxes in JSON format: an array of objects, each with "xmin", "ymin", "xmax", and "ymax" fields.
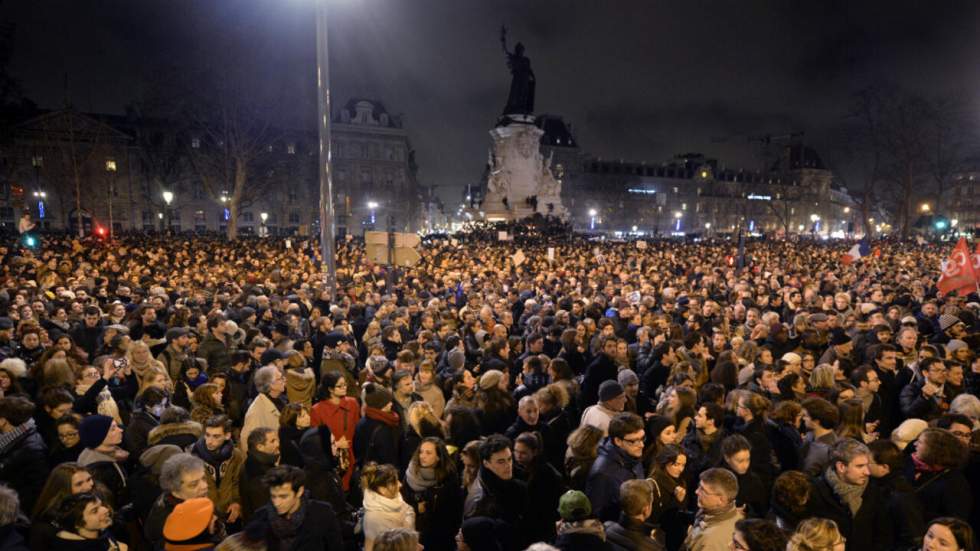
[{"xmin": 163, "ymin": 497, "xmax": 214, "ymax": 545}]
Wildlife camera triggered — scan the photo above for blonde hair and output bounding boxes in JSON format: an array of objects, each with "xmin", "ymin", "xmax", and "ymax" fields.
[
  {"xmin": 407, "ymin": 401, "xmax": 441, "ymax": 437},
  {"xmin": 138, "ymin": 365, "xmax": 173, "ymax": 395},
  {"xmin": 809, "ymin": 364, "xmax": 836, "ymax": 390},
  {"xmin": 373, "ymin": 528, "xmax": 419, "ymax": 551},
  {"xmin": 787, "ymin": 518, "xmax": 843, "ymax": 551}
]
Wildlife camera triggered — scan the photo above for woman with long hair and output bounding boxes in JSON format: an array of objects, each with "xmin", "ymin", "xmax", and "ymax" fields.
[
  {"xmin": 401, "ymin": 437, "xmax": 462, "ymax": 551},
  {"xmin": 837, "ymin": 398, "xmax": 874, "ymax": 443},
  {"xmin": 278, "ymin": 402, "xmax": 311, "ymax": 468},
  {"xmin": 649, "ymin": 444, "xmax": 690, "ymax": 551},
  {"xmin": 787, "ymin": 518, "xmax": 845, "ymax": 551},
  {"xmin": 30, "ymin": 463, "xmax": 96, "ymax": 551},
  {"xmin": 401, "ymin": 401, "xmax": 445, "ymax": 469},
  {"xmin": 189, "ymin": 382, "xmax": 224, "ymax": 426},
  {"xmin": 362, "ymin": 463, "xmax": 415, "ymax": 551},
  {"xmin": 642, "ymin": 414, "xmax": 679, "ymax": 474},
  {"xmin": 564, "ymin": 424, "xmax": 604, "ymax": 491},
  {"xmin": 310, "ymin": 371, "xmax": 359, "ymax": 490},
  {"xmin": 445, "ymin": 369, "xmax": 478, "ymax": 411},
  {"xmin": 126, "ymin": 341, "xmax": 166, "ymax": 385},
  {"xmin": 735, "ymin": 391, "xmax": 776, "ymax": 484}
]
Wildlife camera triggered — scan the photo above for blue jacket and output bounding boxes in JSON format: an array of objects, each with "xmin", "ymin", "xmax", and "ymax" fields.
[{"xmin": 586, "ymin": 439, "xmax": 644, "ymax": 522}]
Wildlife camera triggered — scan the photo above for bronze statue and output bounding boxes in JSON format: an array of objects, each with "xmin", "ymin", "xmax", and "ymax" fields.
[{"xmin": 500, "ymin": 26, "xmax": 535, "ymax": 116}]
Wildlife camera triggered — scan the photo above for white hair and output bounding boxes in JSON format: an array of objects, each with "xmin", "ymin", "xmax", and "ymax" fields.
[
  {"xmin": 0, "ymin": 359, "xmax": 26, "ymax": 379},
  {"xmin": 951, "ymin": 394, "xmax": 980, "ymax": 428}
]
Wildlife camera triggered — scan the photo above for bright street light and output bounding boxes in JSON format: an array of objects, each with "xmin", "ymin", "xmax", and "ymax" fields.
[
  {"xmin": 367, "ymin": 201, "xmax": 379, "ymax": 210},
  {"xmin": 810, "ymin": 214, "xmax": 820, "ymax": 222},
  {"xmin": 588, "ymin": 209, "xmax": 597, "ymax": 217},
  {"xmin": 162, "ymin": 191, "xmax": 174, "ymax": 205},
  {"xmin": 674, "ymin": 211, "xmax": 682, "ymax": 219},
  {"xmin": 843, "ymin": 207, "xmax": 850, "ymax": 213},
  {"xmin": 260, "ymin": 212, "xmax": 268, "ymax": 223},
  {"xmin": 705, "ymin": 223, "xmax": 711, "ymax": 229},
  {"xmin": 920, "ymin": 203, "xmax": 931, "ymax": 213}
]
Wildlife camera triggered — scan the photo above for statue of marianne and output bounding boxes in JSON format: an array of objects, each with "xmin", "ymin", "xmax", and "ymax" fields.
[{"xmin": 500, "ymin": 26, "xmax": 535, "ymax": 116}]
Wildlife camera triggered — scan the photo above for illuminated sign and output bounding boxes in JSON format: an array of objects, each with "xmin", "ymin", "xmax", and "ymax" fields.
[
  {"xmin": 747, "ymin": 194, "xmax": 771, "ymax": 201},
  {"xmin": 628, "ymin": 188, "xmax": 657, "ymax": 195}
]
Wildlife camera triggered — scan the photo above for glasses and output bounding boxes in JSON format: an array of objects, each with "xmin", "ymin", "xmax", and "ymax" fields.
[
  {"xmin": 951, "ymin": 430, "xmax": 972, "ymax": 439},
  {"xmin": 59, "ymin": 430, "xmax": 79, "ymax": 438}
]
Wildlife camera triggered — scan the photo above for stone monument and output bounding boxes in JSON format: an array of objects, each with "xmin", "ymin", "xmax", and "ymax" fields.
[{"xmin": 481, "ymin": 27, "xmax": 568, "ymax": 222}]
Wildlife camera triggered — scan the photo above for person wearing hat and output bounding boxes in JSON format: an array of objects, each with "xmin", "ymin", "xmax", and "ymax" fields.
[
  {"xmin": 77, "ymin": 414, "xmax": 130, "ymax": 508},
  {"xmin": 554, "ymin": 490, "xmax": 614, "ymax": 551},
  {"xmin": 0, "ymin": 396, "xmax": 47, "ymax": 513},
  {"xmin": 581, "ymin": 381, "xmax": 627, "ymax": 436},
  {"xmin": 945, "ymin": 339, "xmax": 973, "ymax": 365},
  {"xmin": 162, "ymin": 497, "xmax": 224, "ymax": 551},
  {"xmin": 158, "ymin": 327, "xmax": 190, "ymax": 381},
  {"xmin": 318, "ymin": 331, "xmax": 357, "ymax": 394},
  {"xmin": 353, "ymin": 382, "xmax": 401, "ymax": 468},
  {"xmin": 819, "ymin": 329, "xmax": 856, "ymax": 375},
  {"xmin": 936, "ymin": 313, "xmax": 969, "ymax": 346}
]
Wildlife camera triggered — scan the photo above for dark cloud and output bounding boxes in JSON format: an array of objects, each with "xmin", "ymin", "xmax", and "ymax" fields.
[{"xmin": 3, "ymin": 0, "xmax": 977, "ymax": 203}]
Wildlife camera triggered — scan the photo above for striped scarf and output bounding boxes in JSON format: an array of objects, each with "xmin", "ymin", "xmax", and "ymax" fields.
[{"xmin": 0, "ymin": 418, "xmax": 34, "ymax": 455}]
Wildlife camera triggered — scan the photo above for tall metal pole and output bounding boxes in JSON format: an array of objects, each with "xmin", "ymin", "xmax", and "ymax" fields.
[{"xmin": 316, "ymin": 0, "xmax": 337, "ymax": 301}]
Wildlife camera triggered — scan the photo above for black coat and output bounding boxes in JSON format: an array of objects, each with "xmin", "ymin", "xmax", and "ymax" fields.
[
  {"xmin": 877, "ymin": 473, "xmax": 925, "ymax": 549},
  {"xmin": 0, "ymin": 427, "xmax": 47, "ymax": 513},
  {"xmin": 122, "ymin": 410, "xmax": 159, "ymax": 459},
  {"xmin": 240, "ymin": 451, "xmax": 277, "ymax": 521},
  {"xmin": 250, "ymin": 498, "xmax": 344, "ymax": 551},
  {"xmin": 554, "ymin": 527, "xmax": 615, "ymax": 551},
  {"xmin": 807, "ymin": 474, "xmax": 892, "ymax": 551},
  {"xmin": 768, "ymin": 420, "xmax": 802, "ymax": 472},
  {"xmin": 899, "ymin": 378, "xmax": 955, "ymax": 422},
  {"xmin": 581, "ymin": 354, "xmax": 618, "ymax": 409},
  {"xmin": 735, "ymin": 418, "xmax": 776, "ymax": 485},
  {"xmin": 605, "ymin": 515, "xmax": 665, "ymax": 551},
  {"xmin": 402, "ymin": 471, "xmax": 463, "ymax": 551},
  {"xmin": 518, "ymin": 461, "xmax": 567, "ymax": 546},
  {"xmin": 906, "ymin": 464, "xmax": 973, "ymax": 525},
  {"xmin": 353, "ymin": 414, "xmax": 400, "ymax": 468},
  {"xmin": 586, "ymin": 439, "xmax": 645, "ymax": 522}
]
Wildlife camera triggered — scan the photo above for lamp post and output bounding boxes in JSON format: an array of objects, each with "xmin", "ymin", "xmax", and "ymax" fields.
[
  {"xmin": 105, "ymin": 159, "xmax": 117, "ymax": 240},
  {"xmin": 367, "ymin": 201, "xmax": 378, "ymax": 226},
  {"xmin": 31, "ymin": 156, "xmax": 42, "ymax": 214},
  {"xmin": 315, "ymin": 0, "xmax": 337, "ymax": 301},
  {"xmin": 260, "ymin": 212, "xmax": 268, "ymax": 237},
  {"xmin": 162, "ymin": 191, "xmax": 174, "ymax": 233},
  {"xmin": 588, "ymin": 208, "xmax": 597, "ymax": 231},
  {"xmin": 674, "ymin": 211, "xmax": 682, "ymax": 232}
]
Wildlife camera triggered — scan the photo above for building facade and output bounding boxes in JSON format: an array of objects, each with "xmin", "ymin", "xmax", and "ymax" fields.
[
  {"xmin": 0, "ymin": 99, "xmax": 422, "ymax": 236},
  {"xmin": 532, "ymin": 117, "xmax": 857, "ymax": 236},
  {"xmin": 948, "ymin": 161, "xmax": 980, "ymax": 232}
]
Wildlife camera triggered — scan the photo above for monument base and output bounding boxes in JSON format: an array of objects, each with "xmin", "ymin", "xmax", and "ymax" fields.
[{"xmin": 482, "ymin": 113, "xmax": 568, "ymax": 222}]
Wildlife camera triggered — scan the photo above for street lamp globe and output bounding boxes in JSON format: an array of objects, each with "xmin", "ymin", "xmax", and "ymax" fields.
[
  {"xmin": 843, "ymin": 207, "xmax": 850, "ymax": 214},
  {"xmin": 674, "ymin": 211, "xmax": 682, "ymax": 219},
  {"xmin": 260, "ymin": 212, "xmax": 268, "ymax": 223},
  {"xmin": 810, "ymin": 214, "xmax": 820, "ymax": 222},
  {"xmin": 367, "ymin": 201, "xmax": 379, "ymax": 210},
  {"xmin": 162, "ymin": 191, "xmax": 174, "ymax": 205},
  {"xmin": 920, "ymin": 203, "xmax": 931, "ymax": 213},
  {"xmin": 588, "ymin": 208, "xmax": 597, "ymax": 217}
]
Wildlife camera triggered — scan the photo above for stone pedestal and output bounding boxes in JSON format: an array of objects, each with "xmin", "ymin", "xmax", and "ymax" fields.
[{"xmin": 482, "ymin": 115, "xmax": 568, "ymax": 222}]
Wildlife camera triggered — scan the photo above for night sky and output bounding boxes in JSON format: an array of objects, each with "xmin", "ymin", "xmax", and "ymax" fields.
[{"xmin": 4, "ymin": 1, "xmax": 979, "ymax": 203}]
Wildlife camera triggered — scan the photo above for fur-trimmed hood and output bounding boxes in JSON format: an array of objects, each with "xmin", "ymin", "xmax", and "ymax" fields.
[{"xmin": 147, "ymin": 420, "xmax": 202, "ymax": 446}]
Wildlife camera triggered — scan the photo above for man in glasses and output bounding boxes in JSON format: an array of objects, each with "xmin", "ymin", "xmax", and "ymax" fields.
[
  {"xmin": 682, "ymin": 468, "xmax": 743, "ymax": 551},
  {"xmin": 586, "ymin": 412, "xmax": 645, "ymax": 522},
  {"xmin": 900, "ymin": 357, "xmax": 955, "ymax": 422}
]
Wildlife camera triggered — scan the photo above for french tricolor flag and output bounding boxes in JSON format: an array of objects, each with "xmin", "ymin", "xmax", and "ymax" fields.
[{"xmin": 841, "ymin": 239, "xmax": 872, "ymax": 265}]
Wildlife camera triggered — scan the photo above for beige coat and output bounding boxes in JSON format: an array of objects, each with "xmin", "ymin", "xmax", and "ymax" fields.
[{"xmin": 240, "ymin": 393, "xmax": 281, "ymax": 452}]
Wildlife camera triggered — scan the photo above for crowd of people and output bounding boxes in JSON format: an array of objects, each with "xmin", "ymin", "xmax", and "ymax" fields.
[{"xmin": 0, "ymin": 227, "xmax": 977, "ymax": 551}]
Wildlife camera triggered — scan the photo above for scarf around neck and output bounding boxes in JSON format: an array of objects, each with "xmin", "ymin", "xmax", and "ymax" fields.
[
  {"xmin": 406, "ymin": 464, "xmax": 438, "ymax": 491},
  {"xmin": 365, "ymin": 407, "xmax": 400, "ymax": 427},
  {"xmin": 824, "ymin": 466, "xmax": 866, "ymax": 516}
]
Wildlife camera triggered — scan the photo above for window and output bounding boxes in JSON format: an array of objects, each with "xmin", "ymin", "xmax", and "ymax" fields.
[
  {"xmin": 288, "ymin": 188, "xmax": 298, "ymax": 202},
  {"xmin": 289, "ymin": 212, "xmax": 300, "ymax": 224},
  {"xmin": 242, "ymin": 211, "xmax": 254, "ymax": 222},
  {"xmin": 682, "ymin": 203, "xmax": 687, "ymax": 211},
  {"xmin": 191, "ymin": 137, "xmax": 200, "ymax": 149},
  {"xmin": 287, "ymin": 143, "xmax": 296, "ymax": 155},
  {"xmin": 361, "ymin": 170, "xmax": 371, "ymax": 185},
  {"xmin": 142, "ymin": 211, "xmax": 152, "ymax": 223}
]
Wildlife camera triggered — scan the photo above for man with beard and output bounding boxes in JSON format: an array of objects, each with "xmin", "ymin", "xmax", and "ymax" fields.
[{"xmin": 189, "ymin": 415, "xmax": 244, "ymax": 525}]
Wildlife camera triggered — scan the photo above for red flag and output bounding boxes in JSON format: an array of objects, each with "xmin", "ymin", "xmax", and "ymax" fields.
[
  {"xmin": 974, "ymin": 242, "xmax": 980, "ymax": 285},
  {"xmin": 937, "ymin": 238, "xmax": 978, "ymax": 297}
]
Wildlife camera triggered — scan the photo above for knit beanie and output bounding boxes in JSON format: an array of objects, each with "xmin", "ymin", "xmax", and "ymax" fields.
[
  {"xmin": 447, "ymin": 349, "xmax": 466, "ymax": 371},
  {"xmin": 558, "ymin": 490, "xmax": 592, "ymax": 522},
  {"xmin": 617, "ymin": 369, "xmax": 639, "ymax": 386},
  {"xmin": 479, "ymin": 370, "xmax": 504, "ymax": 391},
  {"xmin": 163, "ymin": 497, "xmax": 214, "ymax": 548},
  {"xmin": 363, "ymin": 383, "xmax": 393, "ymax": 410},
  {"xmin": 79, "ymin": 414, "xmax": 114, "ymax": 449},
  {"xmin": 598, "ymin": 380, "xmax": 625, "ymax": 402}
]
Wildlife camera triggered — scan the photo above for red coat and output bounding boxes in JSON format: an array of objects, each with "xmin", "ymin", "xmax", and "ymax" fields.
[{"xmin": 311, "ymin": 396, "xmax": 360, "ymax": 489}]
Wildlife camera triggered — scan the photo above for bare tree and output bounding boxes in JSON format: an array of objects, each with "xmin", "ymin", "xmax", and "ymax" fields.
[
  {"xmin": 182, "ymin": 78, "xmax": 278, "ymax": 240},
  {"xmin": 879, "ymin": 93, "xmax": 930, "ymax": 237},
  {"xmin": 923, "ymin": 97, "xmax": 977, "ymax": 213}
]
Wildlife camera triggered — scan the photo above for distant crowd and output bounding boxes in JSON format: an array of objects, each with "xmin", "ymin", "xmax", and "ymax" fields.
[{"xmin": 0, "ymin": 227, "xmax": 976, "ymax": 551}]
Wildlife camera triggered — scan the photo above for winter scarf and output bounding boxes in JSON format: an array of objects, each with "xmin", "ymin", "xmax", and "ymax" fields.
[
  {"xmin": 911, "ymin": 453, "xmax": 947, "ymax": 479},
  {"xmin": 0, "ymin": 418, "xmax": 34, "ymax": 455},
  {"xmin": 824, "ymin": 466, "xmax": 866, "ymax": 516},
  {"xmin": 364, "ymin": 407, "xmax": 400, "ymax": 428},
  {"xmin": 193, "ymin": 439, "xmax": 233, "ymax": 476},
  {"xmin": 405, "ymin": 465, "xmax": 438, "ymax": 491}
]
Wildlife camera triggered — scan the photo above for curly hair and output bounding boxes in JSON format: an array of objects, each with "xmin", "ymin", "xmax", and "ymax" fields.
[{"xmin": 787, "ymin": 518, "xmax": 844, "ymax": 551}]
